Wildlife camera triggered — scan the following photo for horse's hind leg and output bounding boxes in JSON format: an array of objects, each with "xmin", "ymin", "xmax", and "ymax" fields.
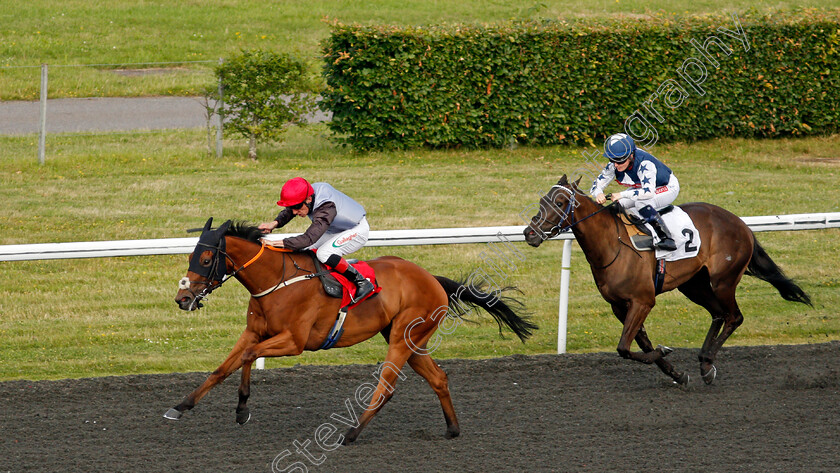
[
  {"xmin": 407, "ymin": 352, "xmax": 460, "ymax": 438},
  {"xmin": 344, "ymin": 310, "xmax": 442, "ymax": 444},
  {"xmin": 678, "ymin": 272, "xmax": 743, "ymax": 384},
  {"xmin": 702, "ymin": 285, "xmax": 744, "ymax": 381},
  {"xmin": 342, "ymin": 344, "xmax": 413, "ymax": 445}
]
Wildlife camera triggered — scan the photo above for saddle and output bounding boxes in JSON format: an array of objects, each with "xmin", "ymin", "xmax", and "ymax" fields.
[
  {"xmin": 306, "ymin": 252, "xmax": 380, "ymax": 350},
  {"xmin": 617, "ymin": 205, "xmax": 675, "ymax": 252},
  {"xmin": 306, "ymin": 251, "xmax": 380, "ymax": 306},
  {"xmin": 308, "ymin": 252, "xmax": 345, "ymax": 299},
  {"xmin": 615, "ymin": 205, "xmax": 673, "ymax": 294}
]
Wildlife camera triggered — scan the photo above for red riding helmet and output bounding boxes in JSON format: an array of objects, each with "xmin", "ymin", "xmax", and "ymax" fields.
[{"xmin": 277, "ymin": 177, "xmax": 315, "ymax": 207}]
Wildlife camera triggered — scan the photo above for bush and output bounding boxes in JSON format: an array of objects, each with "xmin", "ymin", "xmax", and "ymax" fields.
[
  {"xmin": 214, "ymin": 50, "xmax": 318, "ymax": 159},
  {"xmin": 320, "ymin": 9, "xmax": 840, "ymax": 151}
]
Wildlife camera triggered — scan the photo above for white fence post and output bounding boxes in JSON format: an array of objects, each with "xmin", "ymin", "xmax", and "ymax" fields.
[
  {"xmin": 557, "ymin": 239, "xmax": 573, "ymax": 354},
  {"xmin": 38, "ymin": 64, "xmax": 48, "ymax": 165}
]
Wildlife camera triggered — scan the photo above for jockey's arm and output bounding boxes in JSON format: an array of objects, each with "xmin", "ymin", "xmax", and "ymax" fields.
[
  {"xmin": 589, "ymin": 165, "xmax": 616, "ymax": 202},
  {"xmin": 281, "ymin": 202, "xmax": 337, "ymax": 250},
  {"xmin": 274, "ymin": 208, "xmax": 294, "ymax": 227}
]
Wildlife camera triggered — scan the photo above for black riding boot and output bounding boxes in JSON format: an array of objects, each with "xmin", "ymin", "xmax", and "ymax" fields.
[
  {"xmin": 342, "ymin": 265, "xmax": 375, "ymax": 302},
  {"xmin": 649, "ymin": 214, "xmax": 677, "ymax": 251}
]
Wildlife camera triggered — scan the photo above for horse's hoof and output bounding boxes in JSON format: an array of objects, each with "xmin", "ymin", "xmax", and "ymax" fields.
[
  {"xmin": 657, "ymin": 344, "xmax": 674, "ymax": 357},
  {"xmin": 342, "ymin": 427, "xmax": 359, "ymax": 445},
  {"xmin": 163, "ymin": 408, "xmax": 183, "ymax": 420},
  {"xmin": 672, "ymin": 372, "xmax": 690, "ymax": 386},
  {"xmin": 445, "ymin": 426, "xmax": 461, "ymax": 439},
  {"xmin": 702, "ymin": 365, "xmax": 717, "ymax": 385},
  {"xmin": 236, "ymin": 409, "xmax": 251, "ymax": 425}
]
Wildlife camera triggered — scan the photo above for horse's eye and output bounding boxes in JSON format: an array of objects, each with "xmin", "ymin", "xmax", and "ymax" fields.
[{"xmin": 200, "ymin": 250, "xmax": 214, "ymax": 266}]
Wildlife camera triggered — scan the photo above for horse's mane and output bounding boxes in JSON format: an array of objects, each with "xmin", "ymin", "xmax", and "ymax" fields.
[{"xmin": 224, "ymin": 221, "xmax": 264, "ymax": 243}]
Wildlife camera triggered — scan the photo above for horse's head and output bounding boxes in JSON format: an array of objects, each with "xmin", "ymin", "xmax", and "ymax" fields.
[
  {"xmin": 175, "ymin": 217, "xmax": 233, "ymax": 311},
  {"xmin": 523, "ymin": 175, "xmax": 581, "ymax": 247}
]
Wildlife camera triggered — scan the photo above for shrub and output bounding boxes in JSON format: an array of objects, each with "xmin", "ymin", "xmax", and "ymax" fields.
[
  {"xmin": 213, "ymin": 50, "xmax": 318, "ymax": 159},
  {"xmin": 321, "ymin": 9, "xmax": 840, "ymax": 151}
]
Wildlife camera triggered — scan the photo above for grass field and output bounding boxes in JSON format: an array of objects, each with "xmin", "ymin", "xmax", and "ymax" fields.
[
  {"xmin": 2, "ymin": 1, "xmax": 839, "ymax": 99},
  {"xmin": 1, "ymin": 127, "xmax": 838, "ymax": 380},
  {"xmin": 1, "ymin": 1, "xmax": 837, "ymax": 381}
]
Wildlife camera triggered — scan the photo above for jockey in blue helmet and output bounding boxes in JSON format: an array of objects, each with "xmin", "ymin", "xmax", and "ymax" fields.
[{"xmin": 590, "ymin": 133, "xmax": 679, "ymax": 251}]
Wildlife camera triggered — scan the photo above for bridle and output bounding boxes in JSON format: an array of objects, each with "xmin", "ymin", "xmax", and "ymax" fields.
[
  {"xmin": 178, "ymin": 239, "xmax": 240, "ymax": 310},
  {"xmin": 178, "ymin": 238, "xmax": 322, "ymax": 310},
  {"xmin": 535, "ymin": 184, "xmax": 639, "ymax": 269},
  {"xmin": 537, "ymin": 184, "xmax": 614, "ymax": 239}
]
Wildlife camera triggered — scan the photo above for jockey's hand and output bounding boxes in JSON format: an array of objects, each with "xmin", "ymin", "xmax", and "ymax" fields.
[
  {"xmin": 263, "ymin": 239, "xmax": 284, "ymax": 248},
  {"xmin": 595, "ymin": 193, "xmax": 607, "ymax": 204},
  {"xmin": 258, "ymin": 221, "xmax": 278, "ymax": 234}
]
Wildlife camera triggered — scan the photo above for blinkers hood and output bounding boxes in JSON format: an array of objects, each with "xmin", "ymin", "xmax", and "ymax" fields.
[{"xmin": 188, "ymin": 217, "xmax": 232, "ymax": 282}]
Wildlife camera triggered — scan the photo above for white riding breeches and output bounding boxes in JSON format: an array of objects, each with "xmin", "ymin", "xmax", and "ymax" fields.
[
  {"xmin": 308, "ymin": 217, "xmax": 370, "ymax": 263},
  {"xmin": 617, "ymin": 174, "xmax": 680, "ymax": 219}
]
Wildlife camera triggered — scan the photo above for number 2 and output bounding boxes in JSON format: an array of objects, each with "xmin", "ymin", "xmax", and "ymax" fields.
[{"xmin": 682, "ymin": 228, "xmax": 698, "ymax": 253}]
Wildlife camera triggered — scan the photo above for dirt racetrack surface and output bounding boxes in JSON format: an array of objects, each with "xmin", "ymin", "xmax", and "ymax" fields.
[{"xmin": 2, "ymin": 342, "xmax": 839, "ymax": 473}]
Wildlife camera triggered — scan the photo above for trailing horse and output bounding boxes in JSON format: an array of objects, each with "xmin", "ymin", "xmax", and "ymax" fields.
[
  {"xmin": 168, "ymin": 218, "xmax": 536, "ymax": 443},
  {"xmin": 524, "ymin": 176, "xmax": 811, "ymax": 385}
]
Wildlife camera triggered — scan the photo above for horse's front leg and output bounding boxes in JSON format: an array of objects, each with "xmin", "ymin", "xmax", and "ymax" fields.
[
  {"xmin": 164, "ymin": 329, "xmax": 259, "ymax": 420},
  {"xmin": 236, "ymin": 362, "xmax": 253, "ymax": 425},
  {"xmin": 233, "ymin": 330, "xmax": 305, "ymax": 425},
  {"xmin": 615, "ymin": 300, "xmax": 670, "ymax": 365},
  {"xmin": 635, "ymin": 325, "xmax": 689, "ymax": 385}
]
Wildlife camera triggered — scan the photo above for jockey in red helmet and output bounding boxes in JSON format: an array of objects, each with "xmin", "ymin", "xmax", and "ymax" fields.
[
  {"xmin": 259, "ymin": 177, "xmax": 375, "ymax": 302},
  {"xmin": 590, "ymin": 134, "xmax": 679, "ymax": 251}
]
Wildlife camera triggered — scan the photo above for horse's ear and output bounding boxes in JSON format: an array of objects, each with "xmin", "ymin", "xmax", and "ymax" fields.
[
  {"xmin": 558, "ymin": 175, "xmax": 568, "ymax": 185},
  {"xmin": 217, "ymin": 219, "xmax": 232, "ymax": 234},
  {"xmin": 573, "ymin": 176, "xmax": 582, "ymax": 188},
  {"xmin": 203, "ymin": 217, "xmax": 213, "ymax": 232}
]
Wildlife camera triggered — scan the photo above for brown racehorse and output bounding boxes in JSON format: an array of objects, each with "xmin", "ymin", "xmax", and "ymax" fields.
[
  {"xmin": 168, "ymin": 218, "xmax": 536, "ymax": 443},
  {"xmin": 523, "ymin": 176, "xmax": 811, "ymax": 385}
]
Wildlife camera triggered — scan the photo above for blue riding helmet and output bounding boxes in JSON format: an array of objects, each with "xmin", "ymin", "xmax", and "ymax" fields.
[{"xmin": 603, "ymin": 133, "xmax": 636, "ymax": 163}]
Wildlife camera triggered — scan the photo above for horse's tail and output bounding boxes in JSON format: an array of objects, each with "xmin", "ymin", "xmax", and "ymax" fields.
[
  {"xmin": 745, "ymin": 235, "xmax": 812, "ymax": 306},
  {"xmin": 434, "ymin": 275, "xmax": 538, "ymax": 342}
]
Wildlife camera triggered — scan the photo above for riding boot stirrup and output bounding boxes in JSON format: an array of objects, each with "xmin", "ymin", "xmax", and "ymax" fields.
[
  {"xmin": 650, "ymin": 215, "xmax": 677, "ymax": 252},
  {"xmin": 342, "ymin": 265, "xmax": 375, "ymax": 303}
]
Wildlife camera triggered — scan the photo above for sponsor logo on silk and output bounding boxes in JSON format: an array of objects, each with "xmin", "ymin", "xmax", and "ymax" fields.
[{"xmin": 332, "ymin": 233, "xmax": 359, "ymax": 248}]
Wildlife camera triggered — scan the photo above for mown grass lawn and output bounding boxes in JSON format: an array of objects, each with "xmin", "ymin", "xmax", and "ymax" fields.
[
  {"xmin": 0, "ymin": 126, "xmax": 838, "ymax": 380},
  {"xmin": 2, "ymin": 1, "xmax": 839, "ymax": 99}
]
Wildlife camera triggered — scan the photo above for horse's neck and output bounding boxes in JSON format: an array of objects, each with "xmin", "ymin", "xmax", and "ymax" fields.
[
  {"xmin": 570, "ymin": 197, "xmax": 622, "ymax": 267},
  {"xmin": 224, "ymin": 238, "xmax": 313, "ymax": 290}
]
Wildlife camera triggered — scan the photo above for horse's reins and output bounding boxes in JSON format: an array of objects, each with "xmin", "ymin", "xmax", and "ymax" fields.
[
  {"xmin": 180, "ymin": 240, "xmax": 324, "ymax": 309},
  {"xmin": 543, "ymin": 185, "xmax": 642, "ymax": 270}
]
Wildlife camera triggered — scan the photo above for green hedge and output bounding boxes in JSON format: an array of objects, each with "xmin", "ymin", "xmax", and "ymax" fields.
[{"xmin": 320, "ymin": 10, "xmax": 840, "ymax": 150}]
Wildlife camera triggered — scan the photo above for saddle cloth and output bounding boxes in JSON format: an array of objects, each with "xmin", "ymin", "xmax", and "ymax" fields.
[
  {"xmin": 623, "ymin": 207, "xmax": 701, "ymax": 262},
  {"xmin": 325, "ymin": 260, "xmax": 381, "ymax": 309}
]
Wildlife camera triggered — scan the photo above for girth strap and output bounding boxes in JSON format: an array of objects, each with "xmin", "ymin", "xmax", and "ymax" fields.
[
  {"xmin": 318, "ymin": 308, "xmax": 348, "ymax": 350},
  {"xmin": 654, "ymin": 259, "xmax": 666, "ymax": 294}
]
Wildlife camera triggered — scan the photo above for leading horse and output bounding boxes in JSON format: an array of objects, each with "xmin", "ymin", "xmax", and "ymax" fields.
[
  {"xmin": 169, "ymin": 218, "xmax": 536, "ymax": 443},
  {"xmin": 524, "ymin": 176, "xmax": 811, "ymax": 385}
]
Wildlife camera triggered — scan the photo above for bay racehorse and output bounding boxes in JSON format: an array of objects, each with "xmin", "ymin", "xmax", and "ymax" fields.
[
  {"xmin": 523, "ymin": 176, "xmax": 811, "ymax": 385},
  {"xmin": 169, "ymin": 218, "xmax": 536, "ymax": 442}
]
